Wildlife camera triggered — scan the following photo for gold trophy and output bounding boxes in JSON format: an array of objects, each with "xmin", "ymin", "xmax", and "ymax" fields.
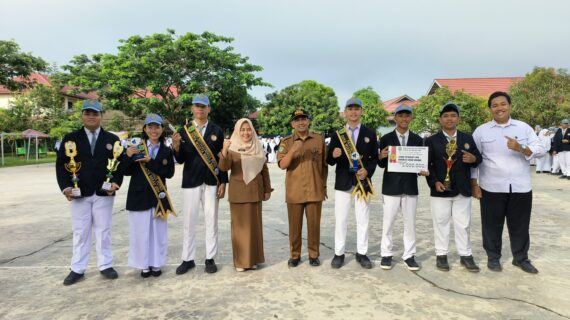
[
  {"xmin": 443, "ymin": 139, "xmax": 457, "ymax": 190},
  {"xmin": 102, "ymin": 141, "xmax": 124, "ymax": 191},
  {"xmin": 64, "ymin": 141, "xmax": 82, "ymax": 198}
]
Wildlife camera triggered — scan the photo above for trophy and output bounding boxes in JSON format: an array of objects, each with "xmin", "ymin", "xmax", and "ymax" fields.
[
  {"xmin": 102, "ymin": 141, "xmax": 124, "ymax": 191},
  {"xmin": 128, "ymin": 137, "xmax": 146, "ymax": 160},
  {"xmin": 350, "ymin": 152, "xmax": 360, "ymax": 174},
  {"xmin": 64, "ymin": 141, "xmax": 82, "ymax": 198},
  {"xmin": 443, "ymin": 139, "xmax": 457, "ymax": 190}
]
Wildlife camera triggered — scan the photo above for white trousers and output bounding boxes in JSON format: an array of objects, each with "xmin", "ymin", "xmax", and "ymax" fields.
[
  {"xmin": 552, "ymin": 153, "xmax": 560, "ymax": 173},
  {"xmin": 69, "ymin": 195, "xmax": 114, "ymax": 274},
  {"xmin": 535, "ymin": 153, "xmax": 552, "ymax": 172},
  {"xmin": 334, "ymin": 189, "xmax": 370, "ymax": 255},
  {"xmin": 559, "ymin": 151, "xmax": 570, "ymax": 176},
  {"xmin": 128, "ymin": 208, "xmax": 168, "ymax": 269},
  {"xmin": 381, "ymin": 194, "xmax": 418, "ymax": 260},
  {"xmin": 430, "ymin": 195, "xmax": 472, "ymax": 256},
  {"xmin": 181, "ymin": 184, "xmax": 219, "ymax": 261}
]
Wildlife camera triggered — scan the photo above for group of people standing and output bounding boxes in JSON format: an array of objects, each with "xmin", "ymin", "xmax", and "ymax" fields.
[
  {"xmin": 534, "ymin": 119, "xmax": 570, "ymax": 179},
  {"xmin": 56, "ymin": 91, "xmax": 547, "ymax": 286}
]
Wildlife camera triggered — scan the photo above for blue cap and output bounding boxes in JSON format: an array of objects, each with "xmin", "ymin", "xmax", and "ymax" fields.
[
  {"xmin": 394, "ymin": 104, "xmax": 413, "ymax": 114},
  {"xmin": 192, "ymin": 94, "xmax": 210, "ymax": 106},
  {"xmin": 144, "ymin": 113, "xmax": 163, "ymax": 125},
  {"xmin": 561, "ymin": 119, "xmax": 569, "ymax": 125},
  {"xmin": 439, "ymin": 103, "xmax": 460, "ymax": 116},
  {"xmin": 345, "ymin": 97, "xmax": 362, "ymax": 108},
  {"xmin": 81, "ymin": 100, "xmax": 102, "ymax": 112}
]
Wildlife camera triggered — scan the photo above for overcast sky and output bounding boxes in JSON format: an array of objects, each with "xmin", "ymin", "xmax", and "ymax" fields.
[{"xmin": 1, "ymin": 0, "xmax": 569, "ymax": 105}]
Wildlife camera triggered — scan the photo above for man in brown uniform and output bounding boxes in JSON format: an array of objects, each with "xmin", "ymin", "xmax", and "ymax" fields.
[{"xmin": 278, "ymin": 108, "xmax": 328, "ymax": 267}]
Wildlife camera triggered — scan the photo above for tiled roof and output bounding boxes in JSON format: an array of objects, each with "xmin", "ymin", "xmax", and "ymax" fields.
[
  {"xmin": 383, "ymin": 95, "xmax": 417, "ymax": 113},
  {"xmin": 0, "ymin": 73, "xmax": 99, "ymax": 99},
  {"xmin": 428, "ymin": 77, "xmax": 524, "ymax": 97}
]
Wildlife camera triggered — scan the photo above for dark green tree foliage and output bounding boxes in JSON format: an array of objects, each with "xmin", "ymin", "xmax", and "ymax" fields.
[
  {"xmin": 510, "ymin": 67, "xmax": 570, "ymax": 128},
  {"xmin": 0, "ymin": 40, "xmax": 48, "ymax": 91},
  {"xmin": 259, "ymin": 80, "xmax": 343, "ymax": 135},
  {"xmin": 352, "ymin": 86, "xmax": 390, "ymax": 130},
  {"xmin": 60, "ymin": 30, "xmax": 268, "ymax": 129},
  {"xmin": 411, "ymin": 87, "xmax": 489, "ymax": 134}
]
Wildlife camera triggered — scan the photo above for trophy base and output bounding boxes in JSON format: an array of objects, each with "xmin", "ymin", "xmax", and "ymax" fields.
[
  {"xmin": 132, "ymin": 153, "xmax": 145, "ymax": 161},
  {"xmin": 349, "ymin": 167, "xmax": 359, "ymax": 174},
  {"xmin": 101, "ymin": 181, "xmax": 113, "ymax": 191},
  {"xmin": 71, "ymin": 188, "xmax": 82, "ymax": 198}
]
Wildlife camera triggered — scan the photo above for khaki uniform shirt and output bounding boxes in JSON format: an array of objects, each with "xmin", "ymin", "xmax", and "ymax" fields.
[{"xmin": 277, "ymin": 132, "xmax": 328, "ymax": 203}]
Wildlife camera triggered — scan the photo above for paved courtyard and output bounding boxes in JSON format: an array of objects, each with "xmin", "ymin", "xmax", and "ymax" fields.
[{"xmin": 0, "ymin": 162, "xmax": 569, "ymax": 319}]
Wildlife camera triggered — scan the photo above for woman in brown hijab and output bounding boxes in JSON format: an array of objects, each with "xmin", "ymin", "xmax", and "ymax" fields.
[{"xmin": 219, "ymin": 118, "xmax": 272, "ymax": 271}]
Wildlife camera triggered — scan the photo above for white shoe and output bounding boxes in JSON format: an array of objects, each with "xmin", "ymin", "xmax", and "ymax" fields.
[{"xmin": 235, "ymin": 267, "xmax": 245, "ymax": 272}]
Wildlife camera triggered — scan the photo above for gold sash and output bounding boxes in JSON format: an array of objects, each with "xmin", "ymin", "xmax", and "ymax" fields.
[
  {"xmin": 336, "ymin": 128, "xmax": 375, "ymax": 201},
  {"xmin": 140, "ymin": 141, "xmax": 176, "ymax": 220},
  {"xmin": 183, "ymin": 123, "xmax": 220, "ymax": 185}
]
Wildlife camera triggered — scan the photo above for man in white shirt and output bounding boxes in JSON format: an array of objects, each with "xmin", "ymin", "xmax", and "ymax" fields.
[{"xmin": 471, "ymin": 91, "xmax": 545, "ymax": 274}]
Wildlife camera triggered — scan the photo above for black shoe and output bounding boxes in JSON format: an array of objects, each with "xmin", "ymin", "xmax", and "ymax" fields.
[
  {"xmin": 487, "ymin": 259, "xmax": 502, "ymax": 272},
  {"xmin": 512, "ymin": 259, "xmax": 539, "ymax": 274},
  {"xmin": 404, "ymin": 256, "xmax": 420, "ymax": 271},
  {"xmin": 559, "ymin": 175, "xmax": 567, "ymax": 179},
  {"xmin": 151, "ymin": 269, "xmax": 162, "ymax": 277},
  {"xmin": 331, "ymin": 254, "xmax": 345, "ymax": 269},
  {"xmin": 176, "ymin": 260, "xmax": 196, "ymax": 275},
  {"xmin": 63, "ymin": 271, "xmax": 84, "ymax": 286},
  {"xmin": 436, "ymin": 255, "xmax": 450, "ymax": 271},
  {"xmin": 288, "ymin": 258, "xmax": 301, "ymax": 267},
  {"xmin": 141, "ymin": 270, "xmax": 151, "ymax": 278},
  {"xmin": 380, "ymin": 256, "xmax": 393, "ymax": 270},
  {"xmin": 355, "ymin": 253, "xmax": 373, "ymax": 269},
  {"xmin": 205, "ymin": 259, "xmax": 217, "ymax": 273},
  {"xmin": 100, "ymin": 267, "xmax": 118, "ymax": 279},
  {"xmin": 309, "ymin": 257, "xmax": 320, "ymax": 267},
  {"xmin": 460, "ymin": 255, "xmax": 480, "ymax": 272}
]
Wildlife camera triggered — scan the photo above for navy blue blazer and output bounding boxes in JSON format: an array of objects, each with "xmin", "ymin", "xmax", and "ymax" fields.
[
  {"xmin": 56, "ymin": 127, "xmax": 125, "ymax": 197},
  {"xmin": 424, "ymin": 131, "xmax": 482, "ymax": 197},
  {"xmin": 124, "ymin": 142, "xmax": 175, "ymax": 211},
  {"xmin": 377, "ymin": 130, "xmax": 423, "ymax": 196},
  {"xmin": 326, "ymin": 124, "xmax": 378, "ymax": 191},
  {"xmin": 174, "ymin": 122, "xmax": 228, "ymax": 188}
]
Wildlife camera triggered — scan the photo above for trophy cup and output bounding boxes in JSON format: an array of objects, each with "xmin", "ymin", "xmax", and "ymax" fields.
[
  {"xmin": 443, "ymin": 139, "xmax": 457, "ymax": 190},
  {"xmin": 350, "ymin": 152, "xmax": 361, "ymax": 174},
  {"xmin": 64, "ymin": 141, "xmax": 82, "ymax": 198},
  {"xmin": 102, "ymin": 141, "xmax": 124, "ymax": 191},
  {"xmin": 128, "ymin": 137, "xmax": 146, "ymax": 160}
]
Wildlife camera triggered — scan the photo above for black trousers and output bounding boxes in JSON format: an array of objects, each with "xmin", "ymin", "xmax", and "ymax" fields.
[{"xmin": 480, "ymin": 188, "xmax": 532, "ymax": 262}]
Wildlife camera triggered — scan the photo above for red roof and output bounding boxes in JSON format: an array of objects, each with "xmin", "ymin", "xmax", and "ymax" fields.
[
  {"xmin": 248, "ymin": 111, "xmax": 258, "ymax": 120},
  {"xmin": 383, "ymin": 95, "xmax": 417, "ymax": 113},
  {"xmin": 428, "ymin": 77, "xmax": 524, "ymax": 97},
  {"xmin": 0, "ymin": 72, "xmax": 99, "ymax": 99},
  {"xmin": 21, "ymin": 128, "xmax": 49, "ymax": 138}
]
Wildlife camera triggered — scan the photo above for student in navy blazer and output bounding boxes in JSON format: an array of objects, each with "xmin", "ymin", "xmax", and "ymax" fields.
[
  {"xmin": 424, "ymin": 103, "xmax": 482, "ymax": 272},
  {"xmin": 327, "ymin": 97, "xmax": 378, "ymax": 269},
  {"xmin": 377, "ymin": 104, "xmax": 428, "ymax": 271},
  {"xmin": 124, "ymin": 114, "xmax": 175, "ymax": 278},
  {"xmin": 55, "ymin": 100, "xmax": 124, "ymax": 285}
]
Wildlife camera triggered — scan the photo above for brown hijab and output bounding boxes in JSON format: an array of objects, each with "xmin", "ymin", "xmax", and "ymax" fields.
[{"xmin": 228, "ymin": 118, "xmax": 266, "ymax": 185}]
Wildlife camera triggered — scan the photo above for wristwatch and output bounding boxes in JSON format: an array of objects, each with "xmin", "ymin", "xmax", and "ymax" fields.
[{"xmin": 519, "ymin": 144, "xmax": 527, "ymax": 153}]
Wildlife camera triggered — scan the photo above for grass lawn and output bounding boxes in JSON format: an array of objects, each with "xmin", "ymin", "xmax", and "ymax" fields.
[{"xmin": 0, "ymin": 152, "xmax": 56, "ymax": 168}]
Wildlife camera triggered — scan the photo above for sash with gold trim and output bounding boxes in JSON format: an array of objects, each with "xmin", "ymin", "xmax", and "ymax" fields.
[
  {"xmin": 183, "ymin": 123, "xmax": 220, "ymax": 185},
  {"xmin": 140, "ymin": 141, "xmax": 176, "ymax": 220},
  {"xmin": 336, "ymin": 128, "xmax": 375, "ymax": 201}
]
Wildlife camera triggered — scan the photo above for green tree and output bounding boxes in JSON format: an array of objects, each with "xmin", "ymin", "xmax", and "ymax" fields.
[
  {"xmin": 352, "ymin": 86, "xmax": 389, "ymax": 130},
  {"xmin": 259, "ymin": 80, "xmax": 343, "ymax": 135},
  {"xmin": 510, "ymin": 67, "xmax": 570, "ymax": 128},
  {"xmin": 0, "ymin": 40, "xmax": 48, "ymax": 91},
  {"xmin": 106, "ymin": 113, "xmax": 125, "ymax": 132},
  {"xmin": 59, "ymin": 29, "xmax": 269, "ymax": 130},
  {"xmin": 411, "ymin": 87, "xmax": 490, "ymax": 134}
]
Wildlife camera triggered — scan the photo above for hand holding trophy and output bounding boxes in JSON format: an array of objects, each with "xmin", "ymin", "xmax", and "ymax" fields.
[
  {"xmin": 127, "ymin": 137, "xmax": 146, "ymax": 160},
  {"xmin": 443, "ymin": 139, "xmax": 457, "ymax": 190},
  {"xmin": 64, "ymin": 141, "xmax": 82, "ymax": 198},
  {"xmin": 102, "ymin": 141, "xmax": 124, "ymax": 192}
]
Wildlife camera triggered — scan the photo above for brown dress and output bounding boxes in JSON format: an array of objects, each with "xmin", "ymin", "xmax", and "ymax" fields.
[{"xmin": 218, "ymin": 150, "xmax": 271, "ymax": 268}]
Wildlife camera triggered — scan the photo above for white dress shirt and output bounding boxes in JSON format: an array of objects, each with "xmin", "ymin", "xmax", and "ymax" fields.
[
  {"xmin": 346, "ymin": 123, "xmax": 361, "ymax": 144},
  {"xmin": 395, "ymin": 129, "xmax": 410, "ymax": 146},
  {"xmin": 471, "ymin": 118, "xmax": 545, "ymax": 193}
]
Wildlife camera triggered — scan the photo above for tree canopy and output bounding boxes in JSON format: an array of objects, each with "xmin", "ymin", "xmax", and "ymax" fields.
[
  {"xmin": 510, "ymin": 67, "xmax": 570, "ymax": 128},
  {"xmin": 410, "ymin": 87, "xmax": 490, "ymax": 134},
  {"xmin": 352, "ymin": 86, "xmax": 389, "ymax": 129},
  {"xmin": 258, "ymin": 80, "xmax": 343, "ymax": 135},
  {"xmin": 59, "ymin": 29, "xmax": 268, "ymax": 130},
  {"xmin": 0, "ymin": 40, "xmax": 48, "ymax": 91}
]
